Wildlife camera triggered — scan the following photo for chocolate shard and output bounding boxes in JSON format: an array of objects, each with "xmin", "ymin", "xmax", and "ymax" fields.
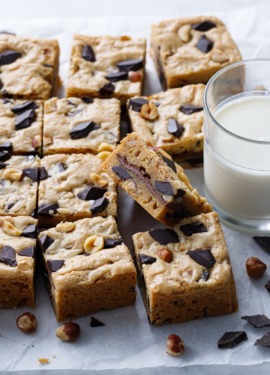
[
  {"xmin": 82, "ymin": 45, "xmax": 96, "ymax": 62},
  {"xmin": 81, "ymin": 97, "xmax": 94, "ymax": 104},
  {"xmin": 47, "ymin": 259, "xmax": 65, "ymax": 273},
  {"xmin": 196, "ymin": 35, "xmax": 214, "ymax": 53},
  {"xmin": 242, "ymin": 314, "xmax": 270, "ymax": 328},
  {"xmin": 0, "ymin": 246, "xmax": 17, "ymax": 267},
  {"xmin": 117, "ymin": 58, "xmax": 143, "ymax": 72},
  {"xmin": 99, "ymin": 83, "xmax": 115, "ymax": 96},
  {"xmin": 70, "ymin": 121, "xmax": 100, "ymax": 139},
  {"xmin": 129, "ymin": 97, "xmax": 149, "ymax": 112},
  {"xmin": 0, "ymin": 142, "xmax": 12, "ymax": 153},
  {"xmin": 0, "ymin": 151, "xmax": 11, "ymax": 162},
  {"xmin": 11, "ymin": 101, "xmax": 38, "ymax": 114},
  {"xmin": 77, "ymin": 186, "xmax": 107, "ymax": 200},
  {"xmin": 154, "ymin": 181, "xmax": 174, "ymax": 196},
  {"xmin": 56, "ymin": 163, "xmax": 67, "ymax": 173},
  {"xmin": 218, "ymin": 331, "xmax": 248, "ymax": 349},
  {"xmin": 180, "ymin": 221, "xmax": 207, "ymax": 236},
  {"xmin": 201, "ymin": 269, "xmax": 210, "ymax": 281},
  {"xmin": 149, "ymin": 228, "xmax": 179, "ymax": 245},
  {"xmin": 160, "ymin": 154, "xmax": 177, "ymax": 173},
  {"xmin": 180, "ymin": 104, "xmax": 203, "ymax": 115},
  {"xmin": 253, "ymin": 236, "xmax": 270, "ymax": 253},
  {"xmin": 0, "ymin": 31, "xmax": 16, "ymax": 35},
  {"xmin": 187, "ymin": 249, "xmax": 216, "ymax": 268},
  {"xmin": 37, "ymin": 203, "xmax": 59, "ymax": 216},
  {"xmin": 0, "ymin": 162, "xmax": 8, "ymax": 169},
  {"xmin": 264, "ymin": 280, "xmax": 270, "ymax": 292},
  {"xmin": 255, "ymin": 332, "xmax": 270, "ymax": 347},
  {"xmin": 21, "ymin": 224, "xmax": 37, "ymax": 239},
  {"xmin": 139, "ymin": 253, "xmax": 157, "ymax": 265},
  {"xmin": 15, "ymin": 108, "xmax": 36, "ymax": 130},
  {"xmin": 191, "ymin": 20, "xmax": 217, "ymax": 32},
  {"xmin": 23, "ymin": 168, "xmax": 39, "ymax": 181},
  {"xmin": 90, "ymin": 317, "xmax": 105, "ymax": 327},
  {"xmin": 112, "ymin": 165, "xmax": 132, "ymax": 181},
  {"xmin": 105, "ymin": 71, "xmax": 128, "ymax": 82},
  {"xmin": 104, "ymin": 238, "xmax": 123, "ymax": 248},
  {"xmin": 167, "ymin": 119, "xmax": 184, "ymax": 138},
  {"xmin": 0, "ymin": 50, "xmax": 22, "ymax": 66},
  {"xmin": 90, "ymin": 197, "xmax": 109, "ymax": 214},
  {"xmin": 18, "ymin": 246, "xmax": 35, "ymax": 257},
  {"xmin": 40, "ymin": 167, "xmax": 49, "ymax": 180},
  {"xmin": 39, "ymin": 235, "xmax": 54, "ymax": 252}
]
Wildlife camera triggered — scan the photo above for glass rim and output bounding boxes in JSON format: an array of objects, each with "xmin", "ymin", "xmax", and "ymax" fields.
[{"xmin": 203, "ymin": 58, "xmax": 270, "ymax": 145}]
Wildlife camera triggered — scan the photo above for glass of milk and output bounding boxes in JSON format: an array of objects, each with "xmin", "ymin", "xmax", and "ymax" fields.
[{"xmin": 204, "ymin": 59, "xmax": 270, "ymax": 233}]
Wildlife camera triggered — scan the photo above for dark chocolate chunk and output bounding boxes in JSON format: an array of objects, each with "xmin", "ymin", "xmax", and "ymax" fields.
[
  {"xmin": 40, "ymin": 167, "xmax": 49, "ymax": 180},
  {"xmin": 47, "ymin": 259, "xmax": 64, "ymax": 273},
  {"xmin": 70, "ymin": 121, "xmax": 100, "ymax": 139},
  {"xmin": 196, "ymin": 35, "xmax": 214, "ymax": 53},
  {"xmin": 0, "ymin": 151, "xmax": 11, "ymax": 162},
  {"xmin": 39, "ymin": 235, "xmax": 54, "ymax": 252},
  {"xmin": 44, "ymin": 63, "xmax": 53, "ymax": 68},
  {"xmin": 0, "ymin": 79, "xmax": 3, "ymax": 90},
  {"xmin": 112, "ymin": 165, "xmax": 132, "ymax": 181},
  {"xmin": 117, "ymin": 58, "xmax": 143, "ymax": 72},
  {"xmin": 18, "ymin": 246, "xmax": 35, "ymax": 258},
  {"xmin": 187, "ymin": 249, "xmax": 216, "ymax": 268},
  {"xmin": 2, "ymin": 90, "xmax": 13, "ymax": 99},
  {"xmin": 167, "ymin": 118, "xmax": 184, "ymax": 138},
  {"xmin": 15, "ymin": 108, "xmax": 36, "ymax": 130},
  {"xmin": 139, "ymin": 254, "xmax": 157, "ymax": 265},
  {"xmin": 99, "ymin": 83, "xmax": 115, "ymax": 96},
  {"xmin": 180, "ymin": 104, "xmax": 203, "ymax": 115},
  {"xmin": 82, "ymin": 45, "xmax": 96, "ymax": 62},
  {"xmin": 66, "ymin": 100, "xmax": 76, "ymax": 107},
  {"xmin": 191, "ymin": 20, "xmax": 217, "ymax": 32},
  {"xmin": 160, "ymin": 154, "xmax": 177, "ymax": 173},
  {"xmin": 154, "ymin": 181, "xmax": 174, "ymax": 196},
  {"xmin": 90, "ymin": 317, "xmax": 105, "ymax": 327},
  {"xmin": 11, "ymin": 101, "xmax": 38, "ymax": 114},
  {"xmin": 81, "ymin": 97, "xmax": 94, "ymax": 104},
  {"xmin": 37, "ymin": 203, "xmax": 59, "ymax": 216},
  {"xmin": 21, "ymin": 224, "xmax": 37, "ymax": 239},
  {"xmin": 0, "ymin": 142, "xmax": 12, "ymax": 153},
  {"xmin": 57, "ymin": 163, "xmax": 67, "ymax": 173},
  {"xmin": 0, "ymin": 246, "xmax": 17, "ymax": 267},
  {"xmin": 128, "ymin": 97, "xmax": 149, "ymax": 112},
  {"xmin": 104, "ymin": 238, "xmax": 123, "ymax": 248},
  {"xmin": 90, "ymin": 197, "xmax": 109, "ymax": 214},
  {"xmin": 0, "ymin": 50, "xmax": 21, "ymax": 66},
  {"xmin": 6, "ymin": 202, "xmax": 15, "ymax": 209},
  {"xmin": 200, "ymin": 269, "xmax": 210, "ymax": 281},
  {"xmin": 255, "ymin": 332, "xmax": 270, "ymax": 347},
  {"xmin": 180, "ymin": 221, "xmax": 207, "ymax": 236},
  {"xmin": 253, "ymin": 236, "xmax": 270, "ymax": 254},
  {"xmin": 264, "ymin": 280, "xmax": 270, "ymax": 292},
  {"xmin": 175, "ymin": 189, "xmax": 186, "ymax": 198},
  {"xmin": 77, "ymin": 186, "xmax": 107, "ymax": 200},
  {"xmin": 149, "ymin": 228, "xmax": 179, "ymax": 245},
  {"xmin": 0, "ymin": 31, "xmax": 16, "ymax": 35},
  {"xmin": 0, "ymin": 162, "xmax": 7, "ymax": 169},
  {"xmin": 23, "ymin": 168, "xmax": 38, "ymax": 181},
  {"xmin": 105, "ymin": 71, "xmax": 128, "ymax": 82},
  {"xmin": 218, "ymin": 331, "xmax": 248, "ymax": 349},
  {"xmin": 241, "ymin": 314, "xmax": 270, "ymax": 328}
]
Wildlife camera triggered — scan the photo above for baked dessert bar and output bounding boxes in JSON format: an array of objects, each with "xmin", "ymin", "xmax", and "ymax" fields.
[
  {"xmin": 39, "ymin": 216, "xmax": 136, "ymax": 321},
  {"xmin": 0, "ymin": 216, "xmax": 37, "ymax": 308},
  {"xmin": 43, "ymin": 97, "xmax": 120, "ymax": 155},
  {"xmin": 0, "ymin": 98, "xmax": 43, "ymax": 155},
  {"xmin": 132, "ymin": 212, "xmax": 238, "ymax": 325},
  {"xmin": 66, "ymin": 35, "xmax": 146, "ymax": 103},
  {"xmin": 150, "ymin": 16, "xmax": 242, "ymax": 90},
  {"xmin": 0, "ymin": 33, "xmax": 59, "ymax": 100},
  {"xmin": 38, "ymin": 153, "xmax": 117, "ymax": 226},
  {"xmin": 0, "ymin": 155, "xmax": 39, "ymax": 216},
  {"xmin": 103, "ymin": 133, "xmax": 211, "ymax": 225}
]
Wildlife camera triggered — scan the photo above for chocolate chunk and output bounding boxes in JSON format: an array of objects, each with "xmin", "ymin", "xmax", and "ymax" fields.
[
  {"xmin": 2, "ymin": 90, "xmax": 13, "ymax": 99},
  {"xmin": 187, "ymin": 249, "xmax": 216, "ymax": 268},
  {"xmin": 167, "ymin": 119, "xmax": 184, "ymax": 138},
  {"xmin": 70, "ymin": 121, "xmax": 100, "ymax": 139},
  {"xmin": 11, "ymin": 101, "xmax": 38, "ymax": 114},
  {"xmin": 81, "ymin": 97, "xmax": 94, "ymax": 104},
  {"xmin": 104, "ymin": 238, "xmax": 123, "ymax": 248},
  {"xmin": 18, "ymin": 246, "xmax": 35, "ymax": 257},
  {"xmin": 99, "ymin": 83, "xmax": 115, "ymax": 96},
  {"xmin": 90, "ymin": 317, "xmax": 105, "ymax": 327},
  {"xmin": 253, "ymin": 236, "xmax": 270, "ymax": 253},
  {"xmin": 37, "ymin": 203, "xmax": 59, "ymax": 216},
  {"xmin": 185, "ymin": 156, "xmax": 204, "ymax": 166},
  {"xmin": 218, "ymin": 331, "xmax": 248, "ymax": 349},
  {"xmin": 90, "ymin": 197, "xmax": 109, "ymax": 214},
  {"xmin": 23, "ymin": 168, "xmax": 38, "ymax": 181},
  {"xmin": 0, "ymin": 162, "xmax": 7, "ymax": 169},
  {"xmin": 57, "ymin": 163, "xmax": 67, "ymax": 173},
  {"xmin": 180, "ymin": 221, "xmax": 207, "ymax": 236},
  {"xmin": 0, "ymin": 246, "xmax": 17, "ymax": 267},
  {"xmin": 0, "ymin": 79, "xmax": 3, "ymax": 90},
  {"xmin": 39, "ymin": 235, "xmax": 54, "ymax": 252},
  {"xmin": 139, "ymin": 254, "xmax": 157, "ymax": 265},
  {"xmin": 264, "ymin": 280, "xmax": 270, "ymax": 292},
  {"xmin": 77, "ymin": 186, "xmax": 107, "ymax": 200},
  {"xmin": 196, "ymin": 35, "xmax": 213, "ymax": 53},
  {"xmin": 255, "ymin": 332, "xmax": 270, "ymax": 347},
  {"xmin": 6, "ymin": 202, "xmax": 15, "ymax": 209},
  {"xmin": 242, "ymin": 314, "xmax": 270, "ymax": 328},
  {"xmin": 149, "ymin": 228, "xmax": 179, "ymax": 245},
  {"xmin": 180, "ymin": 104, "xmax": 203, "ymax": 115},
  {"xmin": 129, "ymin": 97, "xmax": 149, "ymax": 112},
  {"xmin": 191, "ymin": 20, "xmax": 217, "ymax": 32},
  {"xmin": 15, "ymin": 108, "xmax": 36, "ymax": 130},
  {"xmin": 21, "ymin": 224, "xmax": 37, "ymax": 239},
  {"xmin": 154, "ymin": 181, "xmax": 174, "ymax": 196},
  {"xmin": 0, "ymin": 50, "xmax": 22, "ymax": 66},
  {"xmin": 0, "ymin": 31, "xmax": 16, "ymax": 35},
  {"xmin": 47, "ymin": 259, "xmax": 64, "ymax": 273},
  {"xmin": 0, "ymin": 151, "xmax": 11, "ymax": 162},
  {"xmin": 0, "ymin": 142, "xmax": 12, "ymax": 153},
  {"xmin": 201, "ymin": 269, "xmax": 210, "ymax": 281},
  {"xmin": 117, "ymin": 58, "xmax": 143, "ymax": 72},
  {"xmin": 160, "ymin": 155, "xmax": 177, "ymax": 173},
  {"xmin": 82, "ymin": 45, "xmax": 96, "ymax": 62},
  {"xmin": 112, "ymin": 165, "xmax": 132, "ymax": 181},
  {"xmin": 66, "ymin": 100, "xmax": 76, "ymax": 107},
  {"xmin": 40, "ymin": 167, "xmax": 49, "ymax": 180},
  {"xmin": 105, "ymin": 71, "xmax": 128, "ymax": 82}
]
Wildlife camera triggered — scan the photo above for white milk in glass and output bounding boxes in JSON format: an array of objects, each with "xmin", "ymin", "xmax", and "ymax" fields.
[{"xmin": 204, "ymin": 94, "xmax": 270, "ymax": 220}]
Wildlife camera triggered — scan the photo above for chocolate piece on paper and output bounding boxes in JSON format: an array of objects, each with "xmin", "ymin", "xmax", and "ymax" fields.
[
  {"xmin": 255, "ymin": 331, "xmax": 270, "ymax": 347},
  {"xmin": 90, "ymin": 317, "xmax": 105, "ymax": 327},
  {"xmin": 218, "ymin": 331, "xmax": 248, "ymax": 349},
  {"xmin": 253, "ymin": 236, "xmax": 270, "ymax": 253},
  {"xmin": 241, "ymin": 314, "xmax": 270, "ymax": 328}
]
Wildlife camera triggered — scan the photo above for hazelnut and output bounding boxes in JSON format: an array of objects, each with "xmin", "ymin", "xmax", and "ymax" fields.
[
  {"xmin": 84, "ymin": 235, "xmax": 104, "ymax": 254},
  {"xmin": 56, "ymin": 222, "xmax": 75, "ymax": 233},
  {"xmin": 246, "ymin": 257, "xmax": 267, "ymax": 279},
  {"xmin": 32, "ymin": 135, "xmax": 41, "ymax": 148},
  {"xmin": 90, "ymin": 172, "xmax": 108, "ymax": 187},
  {"xmin": 166, "ymin": 334, "xmax": 185, "ymax": 356},
  {"xmin": 2, "ymin": 220, "xmax": 22, "ymax": 236},
  {"xmin": 55, "ymin": 322, "xmax": 80, "ymax": 342},
  {"xmin": 140, "ymin": 102, "xmax": 159, "ymax": 122},
  {"xmin": 2, "ymin": 168, "xmax": 22, "ymax": 182},
  {"xmin": 97, "ymin": 151, "xmax": 111, "ymax": 161},
  {"xmin": 157, "ymin": 248, "xmax": 173, "ymax": 263},
  {"xmin": 128, "ymin": 71, "xmax": 142, "ymax": 83},
  {"xmin": 212, "ymin": 50, "xmax": 229, "ymax": 63},
  {"xmin": 178, "ymin": 24, "xmax": 191, "ymax": 43},
  {"xmin": 16, "ymin": 312, "xmax": 37, "ymax": 333},
  {"xmin": 97, "ymin": 143, "xmax": 114, "ymax": 152}
]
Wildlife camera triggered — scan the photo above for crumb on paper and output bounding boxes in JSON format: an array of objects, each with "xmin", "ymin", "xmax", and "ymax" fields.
[{"xmin": 38, "ymin": 357, "xmax": 50, "ymax": 365}]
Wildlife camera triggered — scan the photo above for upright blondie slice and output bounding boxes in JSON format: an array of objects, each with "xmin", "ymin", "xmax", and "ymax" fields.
[
  {"xmin": 103, "ymin": 133, "xmax": 211, "ymax": 226},
  {"xmin": 0, "ymin": 216, "xmax": 37, "ymax": 308},
  {"xmin": 150, "ymin": 16, "xmax": 242, "ymax": 90},
  {"xmin": 0, "ymin": 33, "xmax": 59, "ymax": 100},
  {"xmin": 66, "ymin": 35, "xmax": 146, "ymax": 103},
  {"xmin": 43, "ymin": 97, "xmax": 120, "ymax": 155},
  {"xmin": 39, "ymin": 216, "xmax": 136, "ymax": 321},
  {"xmin": 132, "ymin": 212, "xmax": 238, "ymax": 325},
  {"xmin": 38, "ymin": 153, "xmax": 117, "ymax": 226}
]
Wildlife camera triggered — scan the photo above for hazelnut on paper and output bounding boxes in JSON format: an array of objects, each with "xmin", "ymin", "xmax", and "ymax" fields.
[
  {"xmin": 246, "ymin": 257, "xmax": 267, "ymax": 279},
  {"xmin": 166, "ymin": 334, "xmax": 185, "ymax": 356},
  {"xmin": 16, "ymin": 312, "xmax": 37, "ymax": 333},
  {"xmin": 55, "ymin": 322, "xmax": 80, "ymax": 342}
]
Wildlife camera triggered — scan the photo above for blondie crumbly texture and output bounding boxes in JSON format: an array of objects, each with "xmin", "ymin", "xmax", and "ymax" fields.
[
  {"xmin": 127, "ymin": 85, "xmax": 204, "ymax": 164},
  {"xmin": 0, "ymin": 33, "xmax": 59, "ymax": 100},
  {"xmin": 39, "ymin": 216, "xmax": 136, "ymax": 321},
  {"xmin": 0, "ymin": 98, "xmax": 43, "ymax": 155},
  {"xmin": 102, "ymin": 133, "xmax": 211, "ymax": 226},
  {"xmin": 132, "ymin": 212, "xmax": 238, "ymax": 325},
  {"xmin": 0, "ymin": 216, "xmax": 37, "ymax": 308},
  {"xmin": 150, "ymin": 16, "xmax": 242, "ymax": 90},
  {"xmin": 0, "ymin": 155, "xmax": 39, "ymax": 216},
  {"xmin": 43, "ymin": 97, "xmax": 120, "ymax": 155},
  {"xmin": 66, "ymin": 35, "xmax": 146, "ymax": 103},
  {"xmin": 38, "ymin": 153, "xmax": 117, "ymax": 226}
]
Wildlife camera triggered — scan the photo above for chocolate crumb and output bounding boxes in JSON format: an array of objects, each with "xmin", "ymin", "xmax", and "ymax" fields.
[{"xmin": 90, "ymin": 317, "xmax": 105, "ymax": 327}]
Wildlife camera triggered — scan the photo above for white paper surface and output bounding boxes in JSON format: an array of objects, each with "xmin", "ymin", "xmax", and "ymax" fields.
[{"xmin": 1, "ymin": 5, "xmax": 270, "ymax": 374}]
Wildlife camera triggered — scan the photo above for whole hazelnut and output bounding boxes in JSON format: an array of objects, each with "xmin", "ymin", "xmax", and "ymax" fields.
[
  {"xmin": 140, "ymin": 102, "xmax": 159, "ymax": 121},
  {"xmin": 55, "ymin": 322, "xmax": 80, "ymax": 342},
  {"xmin": 246, "ymin": 257, "xmax": 267, "ymax": 279},
  {"xmin": 157, "ymin": 248, "xmax": 173, "ymax": 263},
  {"xmin": 16, "ymin": 312, "xmax": 37, "ymax": 333},
  {"xmin": 166, "ymin": 334, "xmax": 185, "ymax": 356},
  {"xmin": 128, "ymin": 71, "xmax": 142, "ymax": 83}
]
